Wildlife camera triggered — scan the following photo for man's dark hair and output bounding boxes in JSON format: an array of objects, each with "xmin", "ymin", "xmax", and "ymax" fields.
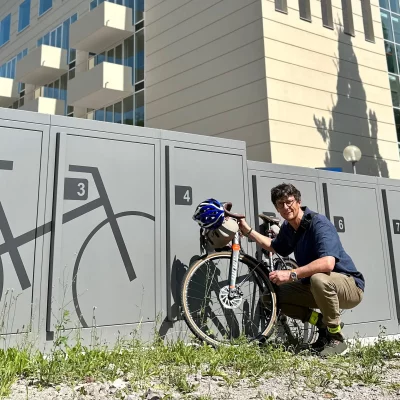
[{"xmin": 271, "ymin": 183, "xmax": 301, "ymax": 206}]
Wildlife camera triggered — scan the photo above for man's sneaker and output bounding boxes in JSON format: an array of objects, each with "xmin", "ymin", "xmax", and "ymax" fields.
[
  {"xmin": 311, "ymin": 322, "xmax": 344, "ymax": 352},
  {"xmin": 318, "ymin": 332, "xmax": 348, "ymax": 357}
]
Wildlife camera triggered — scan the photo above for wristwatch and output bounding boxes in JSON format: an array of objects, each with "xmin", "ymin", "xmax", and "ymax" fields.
[{"xmin": 290, "ymin": 269, "xmax": 298, "ymax": 282}]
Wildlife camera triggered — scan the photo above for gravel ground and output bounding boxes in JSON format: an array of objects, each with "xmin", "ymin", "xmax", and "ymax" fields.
[{"xmin": 4, "ymin": 359, "xmax": 400, "ymax": 400}]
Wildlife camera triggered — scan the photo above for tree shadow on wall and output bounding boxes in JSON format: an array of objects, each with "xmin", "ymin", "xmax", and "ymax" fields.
[{"xmin": 313, "ymin": 25, "xmax": 389, "ymax": 177}]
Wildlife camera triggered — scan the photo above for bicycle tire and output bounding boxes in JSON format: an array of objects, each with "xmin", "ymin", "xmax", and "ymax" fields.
[{"xmin": 180, "ymin": 251, "xmax": 277, "ymax": 347}]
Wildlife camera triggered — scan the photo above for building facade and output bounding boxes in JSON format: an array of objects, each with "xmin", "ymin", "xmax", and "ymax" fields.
[
  {"xmin": 0, "ymin": 0, "xmax": 399, "ymax": 177},
  {"xmin": 0, "ymin": 0, "xmax": 145, "ymax": 125}
]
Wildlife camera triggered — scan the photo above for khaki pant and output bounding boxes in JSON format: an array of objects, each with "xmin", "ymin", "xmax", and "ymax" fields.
[{"xmin": 275, "ymin": 272, "xmax": 364, "ymax": 327}]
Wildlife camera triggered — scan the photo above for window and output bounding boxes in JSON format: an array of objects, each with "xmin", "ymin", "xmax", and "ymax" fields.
[
  {"xmin": 394, "ymin": 109, "xmax": 400, "ymax": 141},
  {"xmin": 135, "ymin": 0, "xmax": 144, "ymax": 22},
  {"xmin": 0, "ymin": 49, "xmax": 27, "ymax": 79},
  {"xmin": 0, "ymin": 14, "xmax": 11, "ymax": 47},
  {"xmin": 321, "ymin": 0, "xmax": 333, "ymax": 28},
  {"xmin": 341, "ymin": 0, "xmax": 355, "ymax": 36},
  {"xmin": 135, "ymin": 91, "xmax": 144, "ymax": 126},
  {"xmin": 389, "ymin": 75, "xmax": 400, "ymax": 107},
  {"xmin": 361, "ymin": 0, "xmax": 374, "ymax": 42},
  {"xmin": 381, "ymin": 11, "xmax": 394, "ymax": 41},
  {"xmin": 393, "ymin": 14, "xmax": 400, "ymax": 43},
  {"xmin": 385, "ymin": 42, "xmax": 398, "ymax": 74},
  {"xmin": 135, "ymin": 30, "xmax": 144, "ymax": 82},
  {"xmin": 275, "ymin": 0, "xmax": 288, "ymax": 13},
  {"xmin": 123, "ymin": 96, "xmax": 134, "ymax": 125},
  {"xmin": 18, "ymin": 0, "xmax": 31, "ymax": 32},
  {"xmin": 299, "ymin": 0, "xmax": 311, "ymax": 21},
  {"xmin": 390, "ymin": 0, "xmax": 400, "ymax": 15},
  {"xmin": 39, "ymin": 0, "xmax": 52, "ymax": 16},
  {"xmin": 380, "ymin": 0, "xmax": 389, "ymax": 8}
]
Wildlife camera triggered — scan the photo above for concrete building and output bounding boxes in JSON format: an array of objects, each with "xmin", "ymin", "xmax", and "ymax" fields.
[{"xmin": 0, "ymin": 0, "xmax": 399, "ymax": 177}]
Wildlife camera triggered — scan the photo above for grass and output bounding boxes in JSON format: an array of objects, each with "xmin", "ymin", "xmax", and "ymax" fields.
[{"xmin": 0, "ymin": 311, "xmax": 399, "ymax": 399}]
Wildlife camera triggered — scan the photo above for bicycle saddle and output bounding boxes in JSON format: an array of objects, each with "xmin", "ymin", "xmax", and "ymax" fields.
[{"xmin": 258, "ymin": 214, "xmax": 281, "ymax": 226}]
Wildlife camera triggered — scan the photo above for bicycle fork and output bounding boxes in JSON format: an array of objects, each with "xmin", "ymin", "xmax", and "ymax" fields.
[{"xmin": 228, "ymin": 232, "xmax": 241, "ymax": 298}]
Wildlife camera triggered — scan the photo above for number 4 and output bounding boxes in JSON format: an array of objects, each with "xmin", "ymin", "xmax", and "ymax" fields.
[{"xmin": 183, "ymin": 190, "xmax": 190, "ymax": 203}]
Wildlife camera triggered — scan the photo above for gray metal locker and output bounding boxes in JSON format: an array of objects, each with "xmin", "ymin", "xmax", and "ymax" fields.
[
  {"xmin": 47, "ymin": 124, "xmax": 161, "ymax": 333},
  {"xmin": 0, "ymin": 112, "xmax": 48, "ymax": 336},
  {"xmin": 319, "ymin": 172, "xmax": 398, "ymax": 336},
  {"xmin": 162, "ymin": 131, "xmax": 250, "ymax": 323},
  {"xmin": 377, "ymin": 177, "xmax": 400, "ymax": 325}
]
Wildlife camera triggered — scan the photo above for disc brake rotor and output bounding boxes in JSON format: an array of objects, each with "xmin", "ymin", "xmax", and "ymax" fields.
[{"xmin": 219, "ymin": 286, "xmax": 243, "ymax": 309}]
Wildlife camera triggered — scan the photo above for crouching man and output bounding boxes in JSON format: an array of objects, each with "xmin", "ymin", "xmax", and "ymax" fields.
[{"xmin": 239, "ymin": 183, "xmax": 365, "ymax": 356}]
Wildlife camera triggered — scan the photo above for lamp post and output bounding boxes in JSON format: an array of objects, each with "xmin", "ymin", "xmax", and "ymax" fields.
[{"xmin": 343, "ymin": 145, "xmax": 362, "ymax": 174}]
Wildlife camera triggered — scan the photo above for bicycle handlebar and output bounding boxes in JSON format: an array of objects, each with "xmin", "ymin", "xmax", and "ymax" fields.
[{"xmin": 223, "ymin": 202, "xmax": 245, "ymax": 219}]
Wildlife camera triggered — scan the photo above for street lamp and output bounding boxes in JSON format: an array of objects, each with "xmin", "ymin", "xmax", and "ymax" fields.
[{"xmin": 343, "ymin": 145, "xmax": 362, "ymax": 174}]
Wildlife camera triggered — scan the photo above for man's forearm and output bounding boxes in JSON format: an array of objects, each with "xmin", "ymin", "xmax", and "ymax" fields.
[
  {"xmin": 295, "ymin": 256, "xmax": 335, "ymax": 278},
  {"xmin": 247, "ymin": 230, "xmax": 274, "ymax": 252}
]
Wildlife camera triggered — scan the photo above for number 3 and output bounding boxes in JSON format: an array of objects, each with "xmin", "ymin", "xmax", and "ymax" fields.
[
  {"xmin": 77, "ymin": 182, "xmax": 86, "ymax": 197},
  {"xmin": 183, "ymin": 190, "xmax": 190, "ymax": 202}
]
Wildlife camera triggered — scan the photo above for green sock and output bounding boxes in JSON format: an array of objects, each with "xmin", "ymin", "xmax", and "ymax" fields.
[
  {"xmin": 327, "ymin": 325, "xmax": 342, "ymax": 334},
  {"xmin": 308, "ymin": 311, "xmax": 320, "ymax": 326}
]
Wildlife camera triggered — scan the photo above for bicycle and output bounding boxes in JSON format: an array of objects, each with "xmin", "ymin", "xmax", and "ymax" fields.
[
  {"xmin": 180, "ymin": 202, "xmax": 316, "ymax": 347},
  {"xmin": 0, "ymin": 160, "xmax": 154, "ymax": 330}
]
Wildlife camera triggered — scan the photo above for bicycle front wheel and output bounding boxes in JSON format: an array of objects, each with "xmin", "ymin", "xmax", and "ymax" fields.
[{"xmin": 181, "ymin": 251, "xmax": 277, "ymax": 347}]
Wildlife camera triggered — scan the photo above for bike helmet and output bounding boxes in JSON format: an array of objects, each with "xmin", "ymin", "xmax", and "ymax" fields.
[
  {"xmin": 193, "ymin": 198, "xmax": 225, "ymax": 230},
  {"xmin": 206, "ymin": 218, "xmax": 239, "ymax": 249}
]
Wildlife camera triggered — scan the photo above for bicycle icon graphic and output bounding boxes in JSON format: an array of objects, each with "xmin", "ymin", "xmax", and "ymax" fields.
[{"xmin": 0, "ymin": 160, "xmax": 154, "ymax": 328}]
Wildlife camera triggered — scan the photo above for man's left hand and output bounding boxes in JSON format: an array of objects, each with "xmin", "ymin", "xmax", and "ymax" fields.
[{"xmin": 269, "ymin": 270, "xmax": 291, "ymax": 285}]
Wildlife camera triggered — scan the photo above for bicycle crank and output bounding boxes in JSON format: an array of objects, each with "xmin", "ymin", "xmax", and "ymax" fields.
[{"xmin": 219, "ymin": 286, "xmax": 243, "ymax": 309}]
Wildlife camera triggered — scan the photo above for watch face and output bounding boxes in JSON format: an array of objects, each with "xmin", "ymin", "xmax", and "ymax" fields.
[{"xmin": 290, "ymin": 272, "xmax": 297, "ymax": 280}]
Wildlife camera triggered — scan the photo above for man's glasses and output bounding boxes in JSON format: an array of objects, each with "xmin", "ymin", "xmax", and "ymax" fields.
[{"xmin": 276, "ymin": 198, "xmax": 296, "ymax": 210}]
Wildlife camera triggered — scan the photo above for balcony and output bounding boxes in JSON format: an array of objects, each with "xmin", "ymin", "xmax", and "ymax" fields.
[
  {"xmin": 68, "ymin": 62, "xmax": 133, "ymax": 109},
  {"xmin": 70, "ymin": 2, "xmax": 133, "ymax": 54},
  {"xmin": 15, "ymin": 45, "xmax": 68, "ymax": 86},
  {"xmin": 19, "ymin": 93, "xmax": 65, "ymax": 115},
  {"xmin": 0, "ymin": 78, "xmax": 19, "ymax": 107}
]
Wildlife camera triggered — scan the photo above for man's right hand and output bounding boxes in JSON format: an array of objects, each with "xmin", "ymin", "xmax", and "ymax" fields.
[{"xmin": 238, "ymin": 219, "xmax": 251, "ymax": 235}]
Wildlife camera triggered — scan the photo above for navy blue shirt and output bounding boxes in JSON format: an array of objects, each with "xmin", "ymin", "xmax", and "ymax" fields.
[{"xmin": 271, "ymin": 207, "xmax": 365, "ymax": 291}]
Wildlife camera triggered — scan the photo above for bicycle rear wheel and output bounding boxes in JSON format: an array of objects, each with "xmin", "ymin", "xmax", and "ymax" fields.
[{"xmin": 181, "ymin": 251, "xmax": 277, "ymax": 347}]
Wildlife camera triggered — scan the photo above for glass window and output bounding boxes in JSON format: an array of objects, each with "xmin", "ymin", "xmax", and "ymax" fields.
[
  {"xmin": 135, "ymin": 30, "xmax": 144, "ymax": 82},
  {"xmin": 56, "ymin": 26, "xmax": 62, "ymax": 48},
  {"xmin": 381, "ymin": 11, "xmax": 394, "ymax": 41},
  {"xmin": 124, "ymin": 35, "xmax": 134, "ymax": 71},
  {"xmin": 135, "ymin": 0, "xmax": 144, "ymax": 22},
  {"xmin": 95, "ymin": 109, "xmax": 105, "ymax": 121},
  {"xmin": 394, "ymin": 109, "xmax": 400, "ymax": 141},
  {"xmin": 90, "ymin": 0, "xmax": 97, "ymax": 10},
  {"xmin": 123, "ymin": 96, "xmax": 134, "ymax": 125},
  {"xmin": 50, "ymin": 30, "xmax": 56, "ymax": 46},
  {"xmin": 135, "ymin": 91, "xmax": 144, "ymax": 126},
  {"xmin": 43, "ymin": 32, "xmax": 50, "ymax": 45},
  {"xmin": 11, "ymin": 58, "xmax": 16, "ymax": 79},
  {"xmin": 380, "ymin": 0, "xmax": 389, "ymax": 8},
  {"xmin": 390, "ymin": 75, "xmax": 400, "ymax": 107},
  {"xmin": 70, "ymin": 13, "xmax": 77, "ymax": 24},
  {"xmin": 114, "ymin": 101, "xmax": 122, "ymax": 123},
  {"xmin": 62, "ymin": 19, "xmax": 70, "ymax": 51},
  {"xmin": 116, "ymin": 0, "xmax": 124, "ymax": 5},
  {"xmin": 115, "ymin": 44, "xmax": 123, "ymax": 65},
  {"xmin": 54, "ymin": 79, "xmax": 60, "ymax": 99},
  {"xmin": 386, "ymin": 42, "xmax": 399, "ymax": 73},
  {"xmin": 106, "ymin": 105, "xmax": 113, "ymax": 122},
  {"xmin": 60, "ymin": 73, "xmax": 67, "ymax": 101},
  {"xmin": 18, "ymin": 0, "xmax": 31, "ymax": 32},
  {"xmin": 107, "ymin": 48, "xmax": 115, "ymax": 63},
  {"xmin": 69, "ymin": 68, "xmax": 75, "ymax": 80},
  {"xmin": 393, "ymin": 14, "xmax": 400, "ymax": 43},
  {"xmin": 391, "ymin": 0, "xmax": 400, "ymax": 14},
  {"xmin": 38, "ymin": 38, "xmax": 43, "ymax": 47},
  {"xmin": 39, "ymin": 0, "xmax": 52, "ymax": 16},
  {"xmin": 0, "ymin": 14, "xmax": 11, "ymax": 47}
]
